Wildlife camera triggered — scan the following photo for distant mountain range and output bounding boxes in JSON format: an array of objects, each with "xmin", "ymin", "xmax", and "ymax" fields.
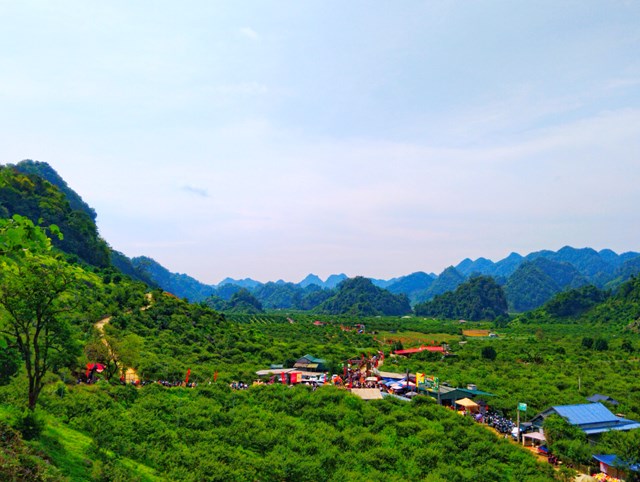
[
  {"xmin": 128, "ymin": 246, "xmax": 640, "ymax": 313},
  {"xmin": 3, "ymin": 160, "xmax": 640, "ymax": 314}
]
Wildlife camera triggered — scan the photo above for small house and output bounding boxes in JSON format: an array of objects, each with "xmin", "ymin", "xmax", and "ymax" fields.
[
  {"xmin": 293, "ymin": 354, "xmax": 327, "ymax": 372},
  {"xmin": 531, "ymin": 403, "xmax": 640, "ymax": 442}
]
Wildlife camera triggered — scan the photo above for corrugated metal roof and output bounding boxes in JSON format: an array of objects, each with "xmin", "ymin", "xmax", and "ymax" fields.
[
  {"xmin": 583, "ymin": 421, "xmax": 640, "ymax": 435},
  {"xmin": 553, "ymin": 403, "xmax": 619, "ymax": 425},
  {"xmin": 593, "ymin": 454, "xmax": 640, "ymax": 472},
  {"xmin": 586, "ymin": 394, "xmax": 619, "ymax": 405},
  {"xmin": 299, "ymin": 354, "xmax": 326, "ymax": 364}
]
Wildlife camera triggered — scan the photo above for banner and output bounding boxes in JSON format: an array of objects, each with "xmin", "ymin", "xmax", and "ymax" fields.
[
  {"xmin": 281, "ymin": 372, "xmax": 287, "ymax": 384},
  {"xmin": 213, "ymin": 371, "xmax": 218, "ymax": 382}
]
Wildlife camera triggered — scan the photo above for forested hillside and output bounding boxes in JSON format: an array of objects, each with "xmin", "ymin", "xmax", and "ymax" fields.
[
  {"xmin": 504, "ymin": 258, "xmax": 588, "ymax": 312},
  {"xmin": 132, "ymin": 256, "xmax": 216, "ymax": 301},
  {"xmin": 0, "ymin": 162, "xmax": 110, "ymax": 267},
  {"xmin": 387, "ymin": 271, "xmax": 435, "ymax": 304},
  {"xmin": 315, "ymin": 277, "xmax": 412, "ymax": 316},
  {"xmin": 414, "ymin": 276, "xmax": 508, "ymax": 321},
  {"xmin": 413, "ymin": 266, "xmax": 466, "ymax": 304},
  {"xmin": 2, "ymin": 162, "xmax": 640, "ymax": 481}
]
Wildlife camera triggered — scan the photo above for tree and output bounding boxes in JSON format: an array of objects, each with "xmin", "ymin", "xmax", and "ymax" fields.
[
  {"xmin": 581, "ymin": 337, "xmax": 594, "ymax": 349},
  {"xmin": 621, "ymin": 339, "xmax": 634, "ymax": 353},
  {"xmin": 0, "ymin": 215, "xmax": 80, "ymax": 410},
  {"xmin": 594, "ymin": 338, "xmax": 609, "ymax": 351},
  {"xmin": 0, "ymin": 339, "xmax": 20, "ymax": 385},
  {"xmin": 598, "ymin": 430, "xmax": 640, "ymax": 482},
  {"xmin": 481, "ymin": 346, "xmax": 497, "ymax": 361}
]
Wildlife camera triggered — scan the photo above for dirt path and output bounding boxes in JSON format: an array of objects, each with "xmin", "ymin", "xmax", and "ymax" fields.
[{"xmin": 93, "ymin": 297, "xmax": 151, "ymax": 384}]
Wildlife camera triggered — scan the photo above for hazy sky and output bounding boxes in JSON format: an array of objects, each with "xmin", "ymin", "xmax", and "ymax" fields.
[{"xmin": 2, "ymin": 1, "xmax": 639, "ymax": 284}]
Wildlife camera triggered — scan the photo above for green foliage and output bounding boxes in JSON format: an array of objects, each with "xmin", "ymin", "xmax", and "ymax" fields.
[
  {"xmin": 227, "ymin": 288, "xmax": 263, "ymax": 313},
  {"xmin": 13, "ymin": 409, "xmax": 46, "ymax": 440},
  {"xmin": 0, "ymin": 345, "xmax": 21, "ymax": 385},
  {"xmin": 0, "ymin": 164, "xmax": 110, "ymax": 267},
  {"xmin": 594, "ymin": 338, "xmax": 609, "ymax": 351},
  {"xmin": 581, "ymin": 337, "xmax": 594, "ymax": 349},
  {"xmin": 315, "ymin": 277, "xmax": 411, "ymax": 316},
  {"xmin": 386, "ymin": 272, "xmax": 435, "ymax": 304},
  {"xmin": 0, "ymin": 419, "xmax": 64, "ymax": 481},
  {"xmin": 414, "ymin": 266, "xmax": 465, "ymax": 304},
  {"xmin": 205, "ymin": 288, "xmax": 265, "ymax": 313},
  {"xmin": 505, "ymin": 259, "xmax": 587, "ymax": 312},
  {"xmin": 598, "ymin": 430, "xmax": 640, "ymax": 476},
  {"xmin": 481, "ymin": 346, "xmax": 497, "ymax": 361},
  {"xmin": 544, "ymin": 285, "xmax": 609, "ymax": 318},
  {"xmin": 414, "ymin": 276, "xmax": 508, "ymax": 320},
  {"xmin": 130, "ymin": 256, "xmax": 215, "ymax": 302},
  {"xmin": 541, "ymin": 416, "xmax": 578, "ymax": 442},
  {"xmin": 0, "ymin": 217, "xmax": 82, "ymax": 409},
  {"xmin": 36, "ymin": 383, "xmax": 553, "ymax": 481}
]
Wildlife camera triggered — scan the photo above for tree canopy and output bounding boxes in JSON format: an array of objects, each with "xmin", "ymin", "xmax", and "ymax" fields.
[{"xmin": 414, "ymin": 276, "xmax": 508, "ymax": 320}]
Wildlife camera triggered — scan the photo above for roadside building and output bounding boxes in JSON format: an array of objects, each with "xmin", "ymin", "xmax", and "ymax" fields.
[
  {"xmin": 293, "ymin": 354, "xmax": 328, "ymax": 372},
  {"xmin": 531, "ymin": 403, "xmax": 640, "ymax": 442}
]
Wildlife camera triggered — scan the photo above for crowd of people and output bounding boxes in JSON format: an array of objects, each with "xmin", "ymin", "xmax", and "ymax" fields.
[{"xmin": 229, "ymin": 381, "xmax": 249, "ymax": 390}]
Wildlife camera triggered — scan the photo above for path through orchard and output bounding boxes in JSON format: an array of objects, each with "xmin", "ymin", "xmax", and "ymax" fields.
[{"xmin": 93, "ymin": 293, "xmax": 153, "ymax": 383}]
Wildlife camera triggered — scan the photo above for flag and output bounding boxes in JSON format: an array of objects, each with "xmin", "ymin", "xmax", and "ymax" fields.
[
  {"xmin": 281, "ymin": 372, "xmax": 287, "ymax": 384},
  {"xmin": 416, "ymin": 372, "xmax": 425, "ymax": 384},
  {"xmin": 185, "ymin": 368, "xmax": 191, "ymax": 384},
  {"xmin": 213, "ymin": 371, "xmax": 218, "ymax": 382}
]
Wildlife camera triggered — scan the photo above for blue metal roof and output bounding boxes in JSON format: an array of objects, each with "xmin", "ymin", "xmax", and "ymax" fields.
[
  {"xmin": 587, "ymin": 394, "xmax": 620, "ymax": 405},
  {"xmin": 545, "ymin": 403, "xmax": 640, "ymax": 434},
  {"xmin": 583, "ymin": 421, "xmax": 640, "ymax": 435},
  {"xmin": 593, "ymin": 454, "xmax": 640, "ymax": 473},
  {"xmin": 553, "ymin": 403, "xmax": 618, "ymax": 425}
]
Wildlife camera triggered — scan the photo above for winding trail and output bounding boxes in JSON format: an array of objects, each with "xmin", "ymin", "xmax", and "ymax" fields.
[{"xmin": 93, "ymin": 293, "xmax": 153, "ymax": 383}]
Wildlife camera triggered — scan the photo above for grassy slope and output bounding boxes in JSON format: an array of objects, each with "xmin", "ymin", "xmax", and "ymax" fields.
[{"xmin": 0, "ymin": 406, "xmax": 160, "ymax": 482}]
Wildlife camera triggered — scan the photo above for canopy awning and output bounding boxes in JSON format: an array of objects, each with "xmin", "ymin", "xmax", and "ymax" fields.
[
  {"xmin": 455, "ymin": 397, "xmax": 479, "ymax": 408},
  {"xmin": 523, "ymin": 432, "xmax": 546, "ymax": 441},
  {"xmin": 351, "ymin": 388, "xmax": 384, "ymax": 400}
]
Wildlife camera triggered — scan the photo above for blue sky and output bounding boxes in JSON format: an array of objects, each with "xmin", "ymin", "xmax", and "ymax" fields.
[{"xmin": 1, "ymin": 1, "xmax": 639, "ymax": 284}]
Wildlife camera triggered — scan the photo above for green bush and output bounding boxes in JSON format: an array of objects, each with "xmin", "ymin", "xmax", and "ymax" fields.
[{"xmin": 14, "ymin": 409, "xmax": 45, "ymax": 440}]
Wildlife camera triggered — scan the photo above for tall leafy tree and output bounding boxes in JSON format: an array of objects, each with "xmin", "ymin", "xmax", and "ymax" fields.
[{"xmin": 0, "ymin": 215, "xmax": 80, "ymax": 410}]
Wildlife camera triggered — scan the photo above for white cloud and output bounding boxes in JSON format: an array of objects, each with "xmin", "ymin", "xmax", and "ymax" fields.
[{"xmin": 239, "ymin": 27, "xmax": 259, "ymax": 40}]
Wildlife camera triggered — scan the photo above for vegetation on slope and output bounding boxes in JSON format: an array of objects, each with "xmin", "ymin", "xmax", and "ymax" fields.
[
  {"xmin": 0, "ymin": 164, "xmax": 110, "ymax": 267},
  {"xmin": 315, "ymin": 277, "xmax": 412, "ymax": 316},
  {"xmin": 414, "ymin": 276, "xmax": 508, "ymax": 321}
]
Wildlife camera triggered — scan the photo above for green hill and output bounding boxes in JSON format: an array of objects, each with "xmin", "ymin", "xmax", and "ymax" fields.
[
  {"xmin": 386, "ymin": 271, "xmax": 435, "ymax": 305},
  {"xmin": 414, "ymin": 266, "xmax": 466, "ymax": 304},
  {"xmin": 315, "ymin": 276, "xmax": 412, "ymax": 316},
  {"xmin": 0, "ymin": 162, "xmax": 110, "ymax": 267},
  {"xmin": 504, "ymin": 258, "xmax": 587, "ymax": 312},
  {"xmin": 131, "ymin": 256, "xmax": 216, "ymax": 301},
  {"xmin": 414, "ymin": 275, "xmax": 508, "ymax": 320}
]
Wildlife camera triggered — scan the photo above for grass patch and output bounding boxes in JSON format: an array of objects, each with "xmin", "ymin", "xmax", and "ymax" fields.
[{"xmin": 28, "ymin": 415, "xmax": 162, "ymax": 482}]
